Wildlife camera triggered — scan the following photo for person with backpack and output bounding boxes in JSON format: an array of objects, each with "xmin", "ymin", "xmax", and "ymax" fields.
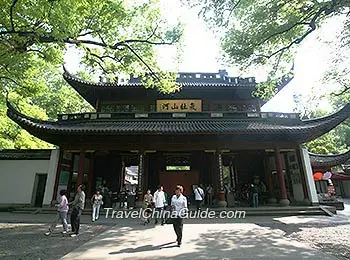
[{"xmin": 193, "ymin": 184, "xmax": 204, "ymax": 211}]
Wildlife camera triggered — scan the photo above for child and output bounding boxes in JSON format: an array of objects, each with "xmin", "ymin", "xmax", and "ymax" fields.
[
  {"xmin": 45, "ymin": 189, "xmax": 69, "ymax": 236},
  {"xmin": 143, "ymin": 189, "xmax": 154, "ymax": 225}
]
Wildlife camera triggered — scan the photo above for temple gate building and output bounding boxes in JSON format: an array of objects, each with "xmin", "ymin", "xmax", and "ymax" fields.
[{"xmin": 5, "ymin": 69, "xmax": 350, "ymax": 207}]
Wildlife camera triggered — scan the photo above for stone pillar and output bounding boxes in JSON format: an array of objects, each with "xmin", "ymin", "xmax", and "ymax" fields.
[
  {"xmin": 76, "ymin": 151, "xmax": 85, "ymax": 190},
  {"xmin": 44, "ymin": 148, "xmax": 60, "ymax": 206},
  {"xmin": 296, "ymin": 147, "xmax": 310, "ymax": 204},
  {"xmin": 217, "ymin": 151, "xmax": 227, "ymax": 207},
  {"xmin": 274, "ymin": 147, "xmax": 290, "ymax": 206},
  {"xmin": 136, "ymin": 153, "xmax": 144, "ymax": 208},
  {"xmin": 300, "ymin": 147, "xmax": 318, "ymax": 205}
]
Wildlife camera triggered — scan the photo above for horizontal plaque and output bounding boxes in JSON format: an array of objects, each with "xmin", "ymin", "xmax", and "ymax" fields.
[
  {"xmin": 172, "ymin": 113, "xmax": 186, "ymax": 118},
  {"xmin": 157, "ymin": 100, "xmax": 201, "ymax": 112},
  {"xmin": 135, "ymin": 113, "xmax": 148, "ymax": 118}
]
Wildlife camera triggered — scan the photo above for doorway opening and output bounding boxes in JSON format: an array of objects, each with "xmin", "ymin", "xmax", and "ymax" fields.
[{"xmin": 32, "ymin": 173, "xmax": 47, "ymax": 207}]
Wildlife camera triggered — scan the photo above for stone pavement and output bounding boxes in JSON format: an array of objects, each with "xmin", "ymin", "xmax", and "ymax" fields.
[
  {"xmin": 2, "ymin": 205, "xmax": 350, "ymax": 260},
  {"xmin": 60, "ymin": 217, "xmax": 338, "ymax": 260}
]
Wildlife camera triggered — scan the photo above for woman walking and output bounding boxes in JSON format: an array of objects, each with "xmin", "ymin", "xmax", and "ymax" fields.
[
  {"xmin": 45, "ymin": 189, "xmax": 69, "ymax": 236},
  {"xmin": 171, "ymin": 185, "xmax": 188, "ymax": 247},
  {"xmin": 91, "ymin": 190, "xmax": 103, "ymax": 222}
]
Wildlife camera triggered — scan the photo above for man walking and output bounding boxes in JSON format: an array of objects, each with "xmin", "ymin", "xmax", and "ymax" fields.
[
  {"xmin": 153, "ymin": 185, "xmax": 166, "ymax": 225},
  {"xmin": 194, "ymin": 185, "xmax": 204, "ymax": 211},
  {"xmin": 70, "ymin": 184, "xmax": 86, "ymax": 237}
]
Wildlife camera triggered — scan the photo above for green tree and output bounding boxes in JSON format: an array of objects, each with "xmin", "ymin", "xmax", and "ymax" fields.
[
  {"xmin": 1, "ymin": 0, "xmax": 182, "ymax": 95},
  {"xmin": 293, "ymin": 88, "xmax": 349, "ymax": 154},
  {"xmin": 184, "ymin": 0, "xmax": 350, "ymax": 98},
  {"xmin": 0, "ymin": 0, "xmax": 183, "ymax": 148}
]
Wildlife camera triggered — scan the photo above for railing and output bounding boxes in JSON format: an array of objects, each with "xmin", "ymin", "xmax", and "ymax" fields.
[
  {"xmin": 58, "ymin": 111, "xmax": 300, "ymax": 121},
  {"xmin": 129, "ymin": 72, "xmax": 256, "ymax": 86}
]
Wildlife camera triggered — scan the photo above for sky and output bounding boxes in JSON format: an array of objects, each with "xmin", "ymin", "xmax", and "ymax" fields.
[
  {"xmin": 64, "ymin": 1, "xmax": 343, "ymax": 113},
  {"xmin": 157, "ymin": 0, "xmax": 343, "ymax": 113}
]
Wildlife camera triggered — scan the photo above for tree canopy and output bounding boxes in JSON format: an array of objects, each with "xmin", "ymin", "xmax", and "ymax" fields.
[
  {"xmin": 184, "ymin": 0, "xmax": 350, "ymax": 98},
  {"xmin": 0, "ymin": 0, "xmax": 183, "ymax": 148},
  {"xmin": 0, "ymin": 0, "xmax": 183, "ymax": 95},
  {"xmin": 293, "ymin": 87, "xmax": 349, "ymax": 154}
]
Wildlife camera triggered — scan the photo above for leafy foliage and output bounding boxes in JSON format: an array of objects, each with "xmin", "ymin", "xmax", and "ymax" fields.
[
  {"xmin": 294, "ymin": 88, "xmax": 349, "ymax": 154},
  {"xmin": 0, "ymin": 0, "xmax": 183, "ymax": 148},
  {"xmin": 184, "ymin": 0, "xmax": 350, "ymax": 97}
]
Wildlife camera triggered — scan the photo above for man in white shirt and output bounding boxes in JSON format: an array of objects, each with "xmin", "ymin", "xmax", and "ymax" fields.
[
  {"xmin": 171, "ymin": 185, "xmax": 188, "ymax": 247},
  {"xmin": 194, "ymin": 185, "xmax": 204, "ymax": 211},
  {"xmin": 153, "ymin": 185, "xmax": 166, "ymax": 225}
]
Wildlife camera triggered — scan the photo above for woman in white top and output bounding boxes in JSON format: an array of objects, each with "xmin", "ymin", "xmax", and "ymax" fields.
[
  {"xmin": 171, "ymin": 185, "xmax": 188, "ymax": 247},
  {"xmin": 91, "ymin": 190, "xmax": 103, "ymax": 222}
]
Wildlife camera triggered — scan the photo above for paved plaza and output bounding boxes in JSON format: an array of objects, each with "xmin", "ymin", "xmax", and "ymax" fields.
[
  {"xmin": 0, "ymin": 200, "xmax": 349, "ymax": 260},
  {"xmin": 61, "ymin": 220, "xmax": 338, "ymax": 260}
]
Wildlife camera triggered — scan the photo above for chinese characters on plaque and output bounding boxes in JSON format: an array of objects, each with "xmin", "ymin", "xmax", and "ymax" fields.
[{"xmin": 156, "ymin": 100, "xmax": 202, "ymax": 112}]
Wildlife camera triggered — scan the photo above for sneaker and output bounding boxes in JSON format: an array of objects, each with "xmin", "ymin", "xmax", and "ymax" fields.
[
  {"xmin": 62, "ymin": 231, "xmax": 67, "ymax": 234},
  {"xmin": 70, "ymin": 234, "xmax": 77, "ymax": 237},
  {"xmin": 45, "ymin": 231, "xmax": 51, "ymax": 236}
]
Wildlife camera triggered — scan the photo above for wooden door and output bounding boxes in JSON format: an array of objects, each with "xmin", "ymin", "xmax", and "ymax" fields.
[{"xmin": 159, "ymin": 171, "xmax": 199, "ymax": 196}]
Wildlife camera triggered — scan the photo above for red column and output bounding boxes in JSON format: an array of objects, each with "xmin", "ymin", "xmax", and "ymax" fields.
[
  {"xmin": 76, "ymin": 151, "xmax": 85, "ymax": 190},
  {"xmin": 52, "ymin": 150, "xmax": 63, "ymax": 202},
  {"xmin": 274, "ymin": 147, "xmax": 289, "ymax": 206},
  {"xmin": 87, "ymin": 153, "xmax": 95, "ymax": 199}
]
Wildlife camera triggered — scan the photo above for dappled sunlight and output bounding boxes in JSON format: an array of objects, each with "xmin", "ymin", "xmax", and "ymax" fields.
[{"xmin": 61, "ymin": 222, "xmax": 336, "ymax": 260}]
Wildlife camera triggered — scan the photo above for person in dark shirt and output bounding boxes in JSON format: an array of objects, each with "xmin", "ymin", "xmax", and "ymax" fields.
[{"xmin": 251, "ymin": 184, "xmax": 259, "ymax": 208}]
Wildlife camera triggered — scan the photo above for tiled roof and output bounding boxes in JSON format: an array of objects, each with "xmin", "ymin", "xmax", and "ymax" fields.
[
  {"xmin": 309, "ymin": 150, "xmax": 350, "ymax": 167},
  {"xmin": 6, "ymin": 102, "xmax": 350, "ymax": 145},
  {"xmin": 0, "ymin": 149, "xmax": 52, "ymax": 160},
  {"xmin": 63, "ymin": 69, "xmax": 257, "ymax": 88}
]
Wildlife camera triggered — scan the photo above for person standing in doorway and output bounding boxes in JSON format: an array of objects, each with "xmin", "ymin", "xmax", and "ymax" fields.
[
  {"xmin": 194, "ymin": 185, "xmax": 204, "ymax": 211},
  {"xmin": 251, "ymin": 184, "xmax": 259, "ymax": 208},
  {"xmin": 69, "ymin": 184, "xmax": 86, "ymax": 237},
  {"xmin": 91, "ymin": 190, "xmax": 103, "ymax": 222},
  {"xmin": 153, "ymin": 185, "xmax": 166, "ymax": 225},
  {"xmin": 171, "ymin": 185, "xmax": 188, "ymax": 247},
  {"xmin": 206, "ymin": 184, "xmax": 213, "ymax": 206},
  {"xmin": 45, "ymin": 189, "xmax": 69, "ymax": 236}
]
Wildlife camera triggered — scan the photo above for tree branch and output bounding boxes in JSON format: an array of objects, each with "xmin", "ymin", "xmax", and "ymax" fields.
[
  {"xmin": 0, "ymin": 76, "xmax": 24, "ymax": 88},
  {"xmin": 221, "ymin": 0, "xmax": 241, "ymax": 26},
  {"xmin": 26, "ymin": 49, "xmax": 47, "ymax": 59},
  {"xmin": 331, "ymin": 86, "xmax": 350, "ymax": 96},
  {"xmin": 10, "ymin": 0, "xmax": 19, "ymax": 31},
  {"xmin": 78, "ymin": 30, "xmax": 100, "ymax": 38},
  {"xmin": 120, "ymin": 43, "xmax": 160, "ymax": 81},
  {"xmin": 115, "ymin": 38, "xmax": 176, "ymax": 47},
  {"xmin": 256, "ymin": 3, "xmax": 336, "ymax": 60}
]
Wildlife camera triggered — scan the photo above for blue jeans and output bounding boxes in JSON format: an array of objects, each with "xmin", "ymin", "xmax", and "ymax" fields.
[
  {"xmin": 252, "ymin": 193, "xmax": 259, "ymax": 208},
  {"xmin": 49, "ymin": 211, "xmax": 68, "ymax": 232}
]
